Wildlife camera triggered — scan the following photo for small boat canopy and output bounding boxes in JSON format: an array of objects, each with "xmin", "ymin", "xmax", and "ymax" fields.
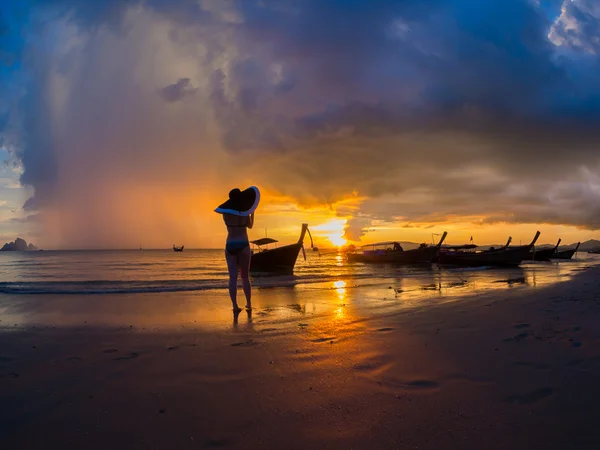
[
  {"xmin": 442, "ymin": 244, "xmax": 478, "ymax": 250},
  {"xmin": 361, "ymin": 241, "xmax": 401, "ymax": 248},
  {"xmin": 251, "ymin": 238, "xmax": 278, "ymax": 246}
]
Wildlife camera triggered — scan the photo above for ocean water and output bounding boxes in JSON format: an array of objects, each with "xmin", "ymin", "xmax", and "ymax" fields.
[
  {"xmin": 0, "ymin": 248, "xmax": 597, "ymax": 295},
  {"xmin": 0, "ymin": 249, "xmax": 598, "ymax": 329}
]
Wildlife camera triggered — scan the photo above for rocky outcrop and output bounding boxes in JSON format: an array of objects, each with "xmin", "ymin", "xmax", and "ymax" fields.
[{"xmin": 1, "ymin": 238, "xmax": 39, "ymax": 251}]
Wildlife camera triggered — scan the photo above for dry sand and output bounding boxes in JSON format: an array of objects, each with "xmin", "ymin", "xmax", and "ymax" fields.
[{"xmin": 2, "ymin": 266, "xmax": 600, "ymax": 449}]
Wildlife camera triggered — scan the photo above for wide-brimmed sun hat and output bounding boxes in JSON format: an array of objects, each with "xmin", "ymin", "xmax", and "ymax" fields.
[{"xmin": 214, "ymin": 186, "xmax": 260, "ymax": 216}]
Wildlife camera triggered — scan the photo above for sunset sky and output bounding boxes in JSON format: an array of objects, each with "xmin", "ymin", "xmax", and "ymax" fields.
[{"xmin": 1, "ymin": 0, "xmax": 600, "ymax": 249}]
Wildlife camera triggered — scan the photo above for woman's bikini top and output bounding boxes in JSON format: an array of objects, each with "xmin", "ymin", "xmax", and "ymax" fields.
[{"xmin": 224, "ymin": 215, "xmax": 250, "ymax": 228}]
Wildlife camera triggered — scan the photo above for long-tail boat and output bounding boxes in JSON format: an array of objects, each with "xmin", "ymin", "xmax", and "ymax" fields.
[
  {"xmin": 437, "ymin": 236, "xmax": 511, "ymax": 262},
  {"xmin": 525, "ymin": 239, "xmax": 561, "ymax": 261},
  {"xmin": 346, "ymin": 232, "xmax": 448, "ymax": 264},
  {"xmin": 553, "ymin": 242, "xmax": 580, "ymax": 260},
  {"xmin": 173, "ymin": 245, "xmax": 184, "ymax": 252},
  {"xmin": 438, "ymin": 231, "xmax": 540, "ymax": 267},
  {"xmin": 250, "ymin": 224, "xmax": 313, "ymax": 274}
]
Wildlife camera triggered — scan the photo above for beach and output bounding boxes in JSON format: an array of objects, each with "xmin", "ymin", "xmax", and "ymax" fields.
[{"xmin": 2, "ymin": 260, "xmax": 600, "ymax": 449}]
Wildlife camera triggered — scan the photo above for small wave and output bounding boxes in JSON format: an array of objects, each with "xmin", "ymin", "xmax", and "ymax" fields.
[
  {"xmin": 447, "ymin": 266, "xmax": 494, "ymax": 272},
  {"xmin": 0, "ymin": 280, "xmax": 227, "ymax": 295},
  {"xmin": 0, "ymin": 274, "xmax": 332, "ymax": 295},
  {"xmin": 0, "ymin": 272, "xmax": 406, "ymax": 295}
]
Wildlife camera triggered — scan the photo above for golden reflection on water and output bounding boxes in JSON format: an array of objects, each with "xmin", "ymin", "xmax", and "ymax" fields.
[
  {"xmin": 331, "ymin": 280, "xmax": 350, "ymax": 321},
  {"xmin": 333, "ymin": 306, "xmax": 346, "ymax": 320},
  {"xmin": 333, "ymin": 280, "xmax": 347, "ymax": 302}
]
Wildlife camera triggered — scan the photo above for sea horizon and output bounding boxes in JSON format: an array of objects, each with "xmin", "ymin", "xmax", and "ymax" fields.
[{"xmin": 0, "ymin": 238, "xmax": 591, "ymax": 253}]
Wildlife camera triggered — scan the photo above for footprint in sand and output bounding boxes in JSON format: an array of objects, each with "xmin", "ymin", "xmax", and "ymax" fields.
[
  {"xmin": 445, "ymin": 374, "xmax": 492, "ymax": 384},
  {"xmin": 113, "ymin": 352, "xmax": 140, "ymax": 361},
  {"xmin": 514, "ymin": 323, "xmax": 530, "ymax": 329},
  {"xmin": 204, "ymin": 438, "xmax": 231, "ymax": 448},
  {"xmin": 103, "ymin": 349, "xmax": 118, "ymax": 354},
  {"xmin": 406, "ymin": 380, "xmax": 440, "ymax": 390},
  {"xmin": 0, "ymin": 372, "xmax": 19, "ymax": 378},
  {"xmin": 504, "ymin": 332, "xmax": 530, "ymax": 342},
  {"xmin": 513, "ymin": 361, "xmax": 550, "ymax": 370},
  {"xmin": 376, "ymin": 327, "xmax": 394, "ymax": 332},
  {"xmin": 310, "ymin": 337, "xmax": 335, "ymax": 343},
  {"xmin": 505, "ymin": 387, "xmax": 554, "ymax": 404},
  {"xmin": 353, "ymin": 362, "xmax": 381, "ymax": 371},
  {"xmin": 231, "ymin": 340, "xmax": 257, "ymax": 347},
  {"xmin": 167, "ymin": 344, "xmax": 197, "ymax": 350},
  {"xmin": 568, "ymin": 356, "xmax": 600, "ymax": 369},
  {"xmin": 260, "ymin": 328, "xmax": 278, "ymax": 333}
]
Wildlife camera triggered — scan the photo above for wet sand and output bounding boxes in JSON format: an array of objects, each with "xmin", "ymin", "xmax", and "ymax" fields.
[{"xmin": 2, "ymin": 266, "xmax": 600, "ymax": 449}]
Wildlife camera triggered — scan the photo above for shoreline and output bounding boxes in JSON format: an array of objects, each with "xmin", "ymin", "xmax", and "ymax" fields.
[{"xmin": 1, "ymin": 260, "xmax": 594, "ymax": 332}]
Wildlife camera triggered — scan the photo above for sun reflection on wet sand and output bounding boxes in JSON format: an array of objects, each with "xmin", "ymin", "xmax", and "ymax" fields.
[
  {"xmin": 333, "ymin": 306, "xmax": 346, "ymax": 320},
  {"xmin": 333, "ymin": 280, "xmax": 347, "ymax": 301}
]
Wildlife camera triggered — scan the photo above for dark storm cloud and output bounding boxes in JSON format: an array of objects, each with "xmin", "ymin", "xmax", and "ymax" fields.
[
  {"xmin": 227, "ymin": 0, "xmax": 600, "ymax": 231},
  {"xmin": 224, "ymin": 0, "xmax": 600, "ymax": 153},
  {"xmin": 22, "ymin": 196, "xmax": 37, "ymax": 211},
  {"xmin": 158, "ymin": 78, "xmax": 198, "ymax": 103}
]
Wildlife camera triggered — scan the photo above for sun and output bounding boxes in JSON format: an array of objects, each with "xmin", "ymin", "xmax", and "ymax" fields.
[
  {"xmin": 311, "ymin": 219, "xmax": 348, "ymax": 247},
  {"xmin": 327, "ymin": 233, "xmax": 347, "ymax": 247}
]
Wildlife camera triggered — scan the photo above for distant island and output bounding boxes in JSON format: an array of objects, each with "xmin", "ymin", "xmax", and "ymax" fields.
[{"xmin": 0, "ymin": 237, "xmax": 39, "ymax": 251}]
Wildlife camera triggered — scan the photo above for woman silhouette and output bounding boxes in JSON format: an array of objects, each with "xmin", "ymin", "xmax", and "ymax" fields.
[{"xmin": 216, "ymin": 187, "xmax": 260, "ymax": 313}]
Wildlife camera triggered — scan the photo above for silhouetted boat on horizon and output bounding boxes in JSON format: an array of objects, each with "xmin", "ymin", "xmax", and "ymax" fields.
[
  {"xmin": 525, "ymin": 239, "xmax": 561, "ymax": 261},
  {"xmin": 173, "ymin": 245, "xmax": 184, "ymax": 252},
  {"xmin": 250, "ymin": 224, "xmax": 313, "ymax": 275},
  {"xmin": 438, "ymin": 231, "xmax": 540, "ymax": 267},
  {"xmin": 346, "ymin": 232, "xmax": 448, "ymax": 265},
  {"xmin": 553, "ymin": 242, "xmax": 580, "ymax": 259}
]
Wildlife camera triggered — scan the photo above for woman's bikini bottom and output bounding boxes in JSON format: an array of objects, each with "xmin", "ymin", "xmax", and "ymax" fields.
[{"xmin": 225, "ymin": 240, "xmax": 250, "ymax": 256}]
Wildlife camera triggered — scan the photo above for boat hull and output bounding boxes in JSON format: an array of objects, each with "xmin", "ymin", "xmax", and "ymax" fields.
[
  {"xmin": 553, "ymin": 249, "xmax": 576, "ymax": 260},
  {"xmin": 553, "ymin": 243, "xmax": 580, "ymax": 260},
  {"xmin": 524, "ymin": 248, "xmax": 556, "ymax": 261},
  {"xmin": 438, "ymin": 247, "xmax": 529, "ymax": 267},
  {"xmin": 250, "ymin": 243, "xmax": 302, "ymax": 275},
  {"xmin": 438, "ymin": 231, "xmax": 540, "ymax": 267},
  {"xmin": 347, "ymin": 246, "xmax": 440, "ymax": 265}
]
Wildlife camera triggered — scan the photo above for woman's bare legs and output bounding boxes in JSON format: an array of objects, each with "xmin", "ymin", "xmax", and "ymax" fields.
[
  {"xmin": 238, "ymin": 247, "xmax": 252, "ymax": 309},
  {"xmin": 225, "ymin": 250, "xmax": 242, "ymax": 312}
]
